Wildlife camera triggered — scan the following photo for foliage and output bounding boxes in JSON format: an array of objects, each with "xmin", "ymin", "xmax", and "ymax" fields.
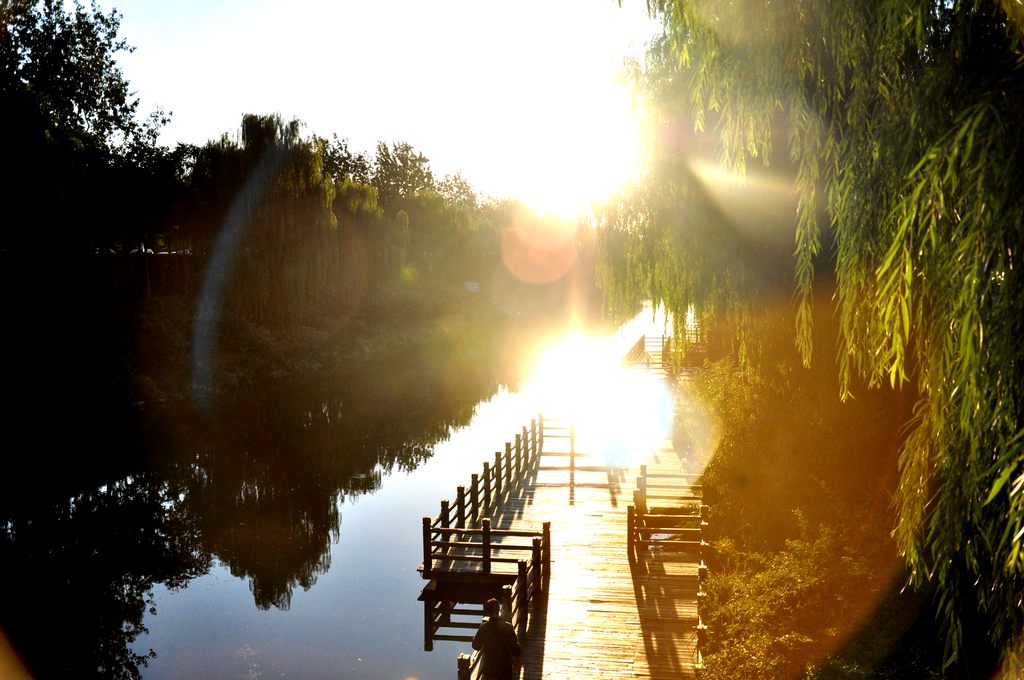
[
  {"xmin": 599, "ymin": 0, "xmax": 1024, "ymax": 669},
  {"xmin": 693, "ymin": 340, "xmax": 944, "ymax": 678},
  {"xmin": 1, "ymin": 0, "xmax": 140, "ymax": 145},
  {"xmin": 704, "ymin": 530, "xmax": 942, "ymax": 680},
  {"xmin": 321, "ymin": 133, "xmax": 372, "ymax": 184},
  {"xmin": 693, "ymin": 317, "xmax": 908, "ymax": 549},
  {"xmin": 702, "ymin": 530, "xmax": 871, "ymax": 680},
  {"xmin": 372, "ymin": 140, "xmax": 436, "ymax": 210}
]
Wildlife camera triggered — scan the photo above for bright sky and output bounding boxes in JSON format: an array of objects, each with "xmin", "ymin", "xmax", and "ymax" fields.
[{"xmin": 109, "ymin": 0, "xmax": 661, "ymax": 218}]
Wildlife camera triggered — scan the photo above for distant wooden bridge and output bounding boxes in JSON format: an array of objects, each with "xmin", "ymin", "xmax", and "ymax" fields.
[{"xmin": 417, "ymin": 336, "xmax": 708, "ymax": 679}]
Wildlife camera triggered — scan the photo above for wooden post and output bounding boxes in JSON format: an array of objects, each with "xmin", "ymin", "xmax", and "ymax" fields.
[
  {"xmin": 637, "ymin": 472, "xmax": 647, "ymax": 510},
  {"xmin": 539, "ymin": 413, "xmax": 544, "ymax": 448},
  {"xmin": 504, "ymin": 443, "xmax": 513, "ymax": 486},
  {"xmin": 521, "ymin": 427, "xmax": 529, "ymax": 467},
  {"xmin": 517, "ymin": 560, "xmax": 529, "ymax": 635},
  {"xmin": 569, "ymin": 421, "xmax": 576, "ymax": 487},
  {"xmin": 457, "ymin": 653, "xmax": 470, "ymax": 680},
  {"xmin": 531, "ymin": 537, "xmax": 542, "ymax": 596},
  {"xmin": 531, "ymin": 418, "xmax": 538, "ymax": 457},
  {"xmin": 422, "ymin": 516, "xmax": 432, "ymax": 575},
  {"xmin": 482, "ymin": 518, "xmax": 492, "ymax": 574},
  {"xmin": 633, "ymin": 488, "xmax": 646, "ymax": 517},
  {"xmin": 515, "ymin": 433, "xmax": 523, "ymax": 473},
  {"xmin": 423, "ymin": 599, "xmax": 433, "ymax": 651},
  {"xmin": 482, "ymin": 462, "xmax": 492, "ymax": 512},
  {"xmin": 440, "ymin": 500, "xmax": 451, "ymax": 554},
  {"xmin": 542, "ymin": 521, "xmax": 551, "ymax": 591},
  {"xmin": 456, "ymin": 486, "xmax": 466, "ymax": 528},
  {"xmin": 501, "ymin": 584, "xmax": 513, "ymax": 623},
  {"xmin": 470, "ymin": 473, "xmax": 480, "ymax": 524},
  {"xmin": 494, "ymin": 452, "xmax": 503, "ymax": 499}
]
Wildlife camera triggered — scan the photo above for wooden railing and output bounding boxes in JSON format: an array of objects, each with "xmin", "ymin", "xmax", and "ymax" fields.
[
  {"xmin": 626, "ymin": 464, "xmax": 710, "ymax": 671},
  {"xmin": 423, "ymin": 416, "xmax": 542, "ymax": 546},
  {"xmin": 421, "ymin": 518, "xmax": 551, "ymax": 583},
  {"xmin": 418, "ymin": 415, "xmax": 551, "ymax": 676}
]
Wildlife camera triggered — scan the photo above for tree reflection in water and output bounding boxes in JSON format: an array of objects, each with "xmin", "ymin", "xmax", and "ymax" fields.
[
  {"xmin": 0, "ymin": 335, "xmax": 511, "ymax": 678},
  {"xmin": 1, "ymin": 474, "xmax": 210, "ymax": 679}
]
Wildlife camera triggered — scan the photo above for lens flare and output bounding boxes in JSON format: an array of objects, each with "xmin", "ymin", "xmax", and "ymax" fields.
[
  {"xmin": 500, "ymin": 209, "xmax": 577, "ymax": 284},
  {"xmin": 521, "ymin": 332, "xmax": 675, "ymax": 468}
]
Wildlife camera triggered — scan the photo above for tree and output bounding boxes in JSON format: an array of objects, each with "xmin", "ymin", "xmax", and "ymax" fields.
[
  {"xmin": 321, "ymin": 133, "xmax": 371, "ymax": 185},
  {"xmin": 1, "ymin": 0, "xmax": 166, "ymax": 252},
  {"xmin": 371, "ymin": 140, "xmax": 435, "ymax": 210},
  {"xmin": 1, "ymin": 0, "xmax": 141, "ymax": 145},
  {"xmin": 603, "ymin": 0, "xmax": 1024, "ymax": 672}
]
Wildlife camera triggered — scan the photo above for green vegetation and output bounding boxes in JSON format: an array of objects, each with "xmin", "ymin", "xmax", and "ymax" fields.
[
  {"xmin": 2, "ymin": 0, "xmax": 585, "ymax": 423},
  {"xmin": 691, "ymin": 324, "xmax": 943, "ymax": 678},
  {"xmin": 599, "ymin": 0, "xmax": 1024, "ymax": 674}
]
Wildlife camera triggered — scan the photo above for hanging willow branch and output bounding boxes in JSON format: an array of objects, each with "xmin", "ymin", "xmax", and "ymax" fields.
[{"xmin": 601, "ymin": 0, "xmax": 1024, "ymax": 671}]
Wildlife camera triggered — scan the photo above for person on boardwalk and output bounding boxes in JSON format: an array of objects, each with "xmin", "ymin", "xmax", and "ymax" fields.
[{"xmin": 472, "ymin": 598, "xmax": 521, "ymax": 680}]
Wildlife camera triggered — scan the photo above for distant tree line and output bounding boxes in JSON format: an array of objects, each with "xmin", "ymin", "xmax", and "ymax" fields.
[{"xmin": 2, "ymin": 0, "xmax": 516, "ymax": 326}]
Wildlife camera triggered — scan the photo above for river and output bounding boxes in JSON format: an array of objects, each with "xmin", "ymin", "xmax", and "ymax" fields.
[{"xmin": 0, "ymin": 312, "xmax": 662, "ymax": 680}]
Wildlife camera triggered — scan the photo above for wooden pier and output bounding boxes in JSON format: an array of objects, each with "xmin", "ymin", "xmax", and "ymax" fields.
[{"xmin": 420, "ymin": 336, "xmax": 708, "ymax": 679}]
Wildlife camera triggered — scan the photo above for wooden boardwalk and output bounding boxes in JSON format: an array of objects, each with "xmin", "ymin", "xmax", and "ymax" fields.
[
  {"xmin": 426, "ymin": 336, "xmax": 708, "ymax": 679},
  {"xmin": 511, "ymin": 419, "xmax": 702, "ymax": 679}
]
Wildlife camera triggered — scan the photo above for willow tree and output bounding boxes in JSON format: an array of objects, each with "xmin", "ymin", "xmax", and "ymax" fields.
[
  {"xmin": 604, "ymin": 0, "xmax": 1024, "ymax": 671},
  {"xmin": 188, "ymin": 114, "xmax": 340, "ymax": 325}
]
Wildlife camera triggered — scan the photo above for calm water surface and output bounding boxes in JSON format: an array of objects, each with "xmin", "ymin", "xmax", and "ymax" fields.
[
  {"xmin": 134, "ymin": 386, "xmax": 542, "ymax": 680},
  {"xmin": 1, "ymin": 314, "xmax": 659, "ymax": 680}
]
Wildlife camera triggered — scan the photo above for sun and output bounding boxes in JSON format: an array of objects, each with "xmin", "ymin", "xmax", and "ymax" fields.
[
  {"xmin": 513, "ymin": 81, "xmax": 646, "ymax": 221},
  {"xmin": 521, "ymin": 332, "xmax": 674, "ymax": 468}
]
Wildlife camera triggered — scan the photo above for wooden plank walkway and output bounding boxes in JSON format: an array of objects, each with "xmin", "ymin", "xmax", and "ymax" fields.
[
  {"xmin": 512, "ymin": 423, "xmax": 702, "ymax": 679},
  {"xmin": 435, "ymin": 336, "xmax": 710, "ymax": 679}
]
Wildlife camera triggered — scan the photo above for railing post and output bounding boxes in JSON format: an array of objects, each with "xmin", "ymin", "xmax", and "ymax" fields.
[
  {"xmin": 504, "ymin": 443, "xmax": 513, "ymax": 486},
  {"xmin": 501, "ymin": 584, "xmax": 513, "ymax": 623},
  {"xmin": 569, "ymin": 421, "xmax": 576, "ymax": 487},
  {"xmin": 521, "ymin": 426, "xmax": 529, "ymax": 467},
  {"xmin": 482, "ymin": 462, "xmax": 492, "ymax": 513},
  {"xmin": 482, "ymin": 518, "xmax": 492, "ymax": 574},
  {"xmin": 440, "ymin": 500, "xmax": 451, "ymax": 554},
  {"xmin": 515, "ymin": 433, "xmax": 523, "ymax": 473},
  {"xmin": 422, "ymin": 516, "xmax": 432, "ymax": 575},
  {"xmin": 531, "ymin": 537, "xmax": 542, "ymax": 596},
  {"xmin": 517, "ymin": 560, "xmax": 529, "ymax": 635},
  {"xmin": 470, "ymin": 473, "xmax": 480, "ymax": 525},
  {"xmin": 456, "ymin": 486, "xmax": 466, "ymax": 528},
  {"xmin": 531, "ymin": 418, "xmax": 538, "ymax": 458},
  {"xmin": 457, "ymin": 653, "xmax": 470, "ymax": 680},
  {"xmin": 542, "ymin": 521, "xmax": 551, "ymax": 591},
  {"xmin": 539, "ymin": 413, "xmax": 544, "ymax": 449},
  {"xmin": 494, "ymin": 452, "xmax": 503, "ymax": 500},
  {"xmin": 634, "ymin": 488, "xmax": 646, "ymax": 517}
]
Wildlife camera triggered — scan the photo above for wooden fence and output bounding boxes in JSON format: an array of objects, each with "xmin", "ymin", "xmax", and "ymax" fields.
[
  {"xmin": 421, "ymin": 416, "xmax": 543, "ymax": 563},
  {"xmin": 627, "ymin": 464, "xmax": 710, "ymax": 670},
  {"xmin": 417, "ymin": 415, "xmax": 551, "ymax": 673}
]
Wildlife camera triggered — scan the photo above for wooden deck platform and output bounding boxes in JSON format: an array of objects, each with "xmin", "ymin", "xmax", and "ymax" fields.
[
  {"xmin": 512, "ymin": 426, "xmax": 702, "ymax": 679},
  {"xmin": 434, "ymin": 337, "xmax": 709, "ymax": 679}
]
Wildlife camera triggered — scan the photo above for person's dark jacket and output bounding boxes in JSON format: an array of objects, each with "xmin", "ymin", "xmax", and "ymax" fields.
[{"xmin": 472, "ymin": 616, "xmax": 521, "ymax": 679}]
